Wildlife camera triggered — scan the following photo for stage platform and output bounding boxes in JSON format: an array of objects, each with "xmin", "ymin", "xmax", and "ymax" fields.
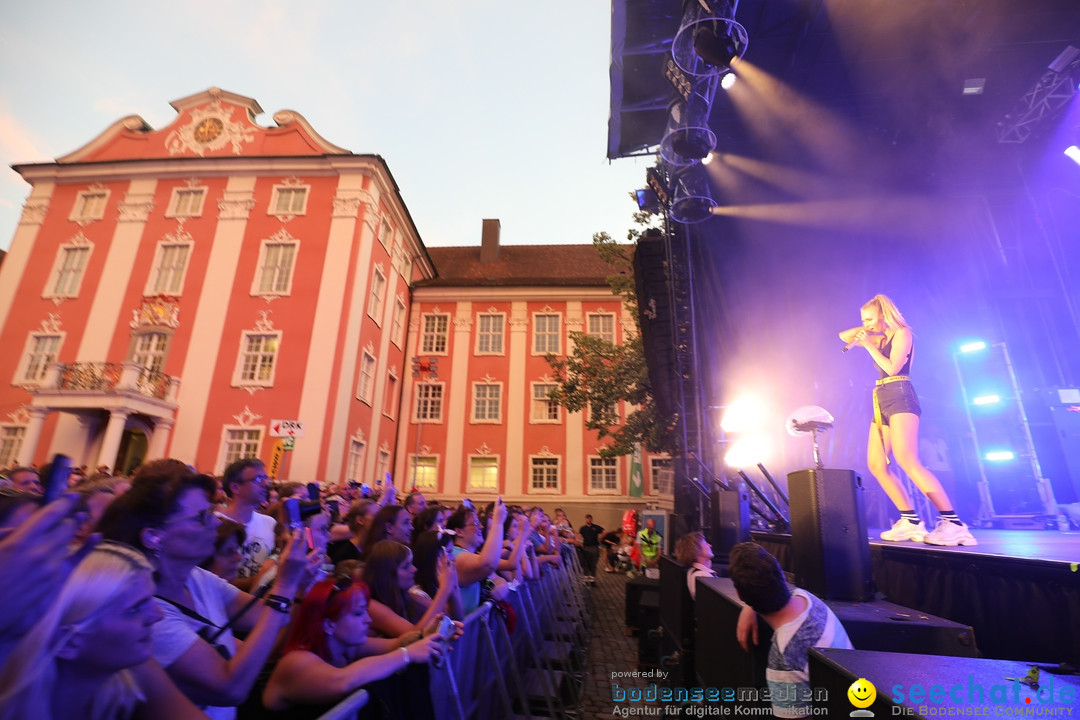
[{"xmin": 752, "ymin": 528, "xmax": 1080, "ymax": 664}]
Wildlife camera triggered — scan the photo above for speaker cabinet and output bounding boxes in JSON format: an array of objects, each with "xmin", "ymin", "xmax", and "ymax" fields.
[
  {"xmin": 787, "ymin": 468, "xmax": 873, "ymax": 601},
  {"xmin": 710, "ymin": 486, "xmax": 750, "ymax": 561}
]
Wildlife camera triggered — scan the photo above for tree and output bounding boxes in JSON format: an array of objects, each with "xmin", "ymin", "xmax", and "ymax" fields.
[{"xmin": 545, "ymin": 209, "xmax": 677, "ymax": 458}]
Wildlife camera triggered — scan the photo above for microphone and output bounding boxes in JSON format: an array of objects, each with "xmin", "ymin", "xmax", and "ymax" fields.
[{"xmin": 841, "ymin": 338, "xmax": 860, "ymax": 353}]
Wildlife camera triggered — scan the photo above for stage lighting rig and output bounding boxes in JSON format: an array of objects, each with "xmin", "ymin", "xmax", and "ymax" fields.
[{"xmin": 672, "ymin": 0, "xmax": 749, "ymax": 78}]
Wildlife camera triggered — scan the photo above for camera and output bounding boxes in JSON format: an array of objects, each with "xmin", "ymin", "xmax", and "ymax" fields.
[{"xmin": 284, "ymin": 498, "xmax": 302, "ymax": 530}]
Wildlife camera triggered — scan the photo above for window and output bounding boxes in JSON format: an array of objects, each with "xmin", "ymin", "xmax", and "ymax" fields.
[
  {"xmin": 17, "ymin": 333, "xmax": 62, "ymax": 385},
  {"xmin": 414, "ymin": 382, "xmax": 444, "ymax": 422},
  {"xmin": 384, "ymin": 371, "xmax": 398, "ymax": 419},
  {"xmin": 589, "ymin": 401, "xmax": 618, "ymax": 425},
  {"xmin": 408, "ymin": 456, "xmax": 438, "ymax": 490},
  {"xmin": 346, "ymin": 438, "xmax": 367, "ymax": 485},
  {"xmin": 166, "ymin": 187, "xmax": 206, "ymax": 218},
  {"xmin": 377, "ymin": 449, "xmax": 391, "ymax": 485},
  {"xmin": 468, "ymin": 457, "xmax": 499, "ymax": 492},
  {"xmin": 70, "ymin": 189, "xmax": 108, "ymax": 223},
  {"xmin": 587, "ymin": 313, "xmax": 616, "ymax": 343},
  {"xmin": 471, "ymin": 383, "xmax": 502, "ymax": 423},
  {"xmin": 475, "ymin": 313, "xmax": 504, "ymax": 355},
  {"xmin": 589, "ymin": 456, "xmax": 619, "ymax": 493},
  {"xmin": 369, "ymin": 267, "xmax": 386, "ymax": 323},
  {"xmin": 531, "ymin": 383, "xmax": 560, "ymax": 423},
  {"xmin": 222, "ymin": 427, "xmax": 262, "ymax": 469},
  {"xmin": 234, "ymin": 332, "xmax": 280, "ymax": 387},
  {"xmin": 356, "ymin": 351, "xmax": 376, "ymax": 403},
  {"xmin": 420, "ymin": 313, "xmax": 449, "ymax": 354},
  {"xmin": 391, "ymin": 298, "xmax": 406, "ymax": 348},
  {"xmin": 0, "ymin": 426, "xmax": 26, "ymax": 468},
  {"xmin": 46, "ymin": 244, "xmax": 92, "ymax": 299},
  {"xmin": 253, "ymin": 236, "xmax": 298, "ymax": 296},
  {"xmin": 270, "ymin": 185, "xmax": 308, "ymax": 217},
  {"xmin": 530, "ymin": 456, "xmax": 560, "ymax": 492},
  {"xmin": 533, "ymin": 314, "xmax": 560, "ymax": 354},
  {"xmin": 147, "ymin": 241, "xmax": 191, "ymax": 296},
  {"xmin": 130, "ymin": 332, "xmax": 170, "ymax": 373},
  {"xmin": 651, "ymin": 457, "xmax": 674, "ymax": 496},
  {"xmin": 378, "ymin": 217, "xmax": 393, "ymax": 248}
]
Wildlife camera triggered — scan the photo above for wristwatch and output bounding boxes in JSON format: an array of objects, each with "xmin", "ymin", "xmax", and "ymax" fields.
[{"xmin": 265, "ymin": 594, "xmax": 293, "ymax": 613}]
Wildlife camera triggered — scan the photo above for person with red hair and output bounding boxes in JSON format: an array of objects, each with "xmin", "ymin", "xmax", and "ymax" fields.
[{"xmin": 262, "ymin": 576, "xmax": 443, "ymax": 718}]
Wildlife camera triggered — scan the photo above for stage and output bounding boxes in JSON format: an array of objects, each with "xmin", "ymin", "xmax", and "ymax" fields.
[{"xmin": 752, "ymin": 528, "xmax": 1080, "ymax": 664}]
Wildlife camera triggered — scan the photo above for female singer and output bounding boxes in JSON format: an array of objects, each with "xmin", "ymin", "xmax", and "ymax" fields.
[{"xmin": 840, "ymin": 294, "xmax": 976, "ymax": 546}]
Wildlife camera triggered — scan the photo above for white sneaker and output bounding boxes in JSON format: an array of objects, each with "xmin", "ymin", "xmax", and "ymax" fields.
[
  {"xmin": 880, "ymin": 518, "xmax": 927, "ymax": 542},
  {"xmin": 924, "ymin": 519, "xmax": 978, "ymax": 547}
]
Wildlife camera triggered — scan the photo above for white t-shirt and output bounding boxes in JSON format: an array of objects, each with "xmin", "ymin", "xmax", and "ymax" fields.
[
  {"xmin": 218, "ymin": 510, "xmax": 277, "ymax": 579},
  {"xmin": 151, "ymin": 567, "xmax": 243, "ymax": 720}
]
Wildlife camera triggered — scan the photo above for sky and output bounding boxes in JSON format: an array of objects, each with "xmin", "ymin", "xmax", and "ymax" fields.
[{"xmin": 0, "ymin": 1, "xmax": 651, "ymax": 252}]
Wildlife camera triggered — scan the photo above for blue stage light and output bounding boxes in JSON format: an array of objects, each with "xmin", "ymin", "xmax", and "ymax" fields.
[
  {"xmin": 984, "ymin": 450, "xmax": 1015, "ymax": 462},
  {"xmin": 1066, "ymin": 145, "xmax": 1080, "ymax": 166},
  {"xmin": 959, "ymin": 340, "xmax": 987, "ymax": 353},
  {"xmin": 972, "ymin": 394, "xmax": 1001, "ymax": 406}
]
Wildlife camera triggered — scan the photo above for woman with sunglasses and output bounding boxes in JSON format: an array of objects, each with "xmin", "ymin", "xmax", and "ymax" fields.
[
  {"xmin": 262, "ymin": 576, "xmax": 443, "ymax": 718},
  {"xmin": 0, "ymin": 541, "xmax": 205, "ymax": 720},
  {"xmin": 97, "ymin": 460, "xmax": 319, "ymax": 720}
]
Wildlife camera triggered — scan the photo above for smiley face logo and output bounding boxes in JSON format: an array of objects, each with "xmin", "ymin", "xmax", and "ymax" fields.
[{"xmin": 848, "ymin": 678, "xmax": 876, "ymax": 708}]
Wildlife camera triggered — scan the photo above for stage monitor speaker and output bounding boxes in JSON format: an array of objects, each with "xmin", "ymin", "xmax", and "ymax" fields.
[
  {"xmin": 710, "ymin": 486, "xmax": 750, "ymax": 561},
  {"xmin": 787, "ymin": 468, "xmax": 873, "ymax": 601}
]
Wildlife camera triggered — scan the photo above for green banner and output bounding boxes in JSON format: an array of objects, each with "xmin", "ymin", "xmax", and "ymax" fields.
[{"xmin": 629, "ymin": 442, "xmax": 644, "ymax": 498}]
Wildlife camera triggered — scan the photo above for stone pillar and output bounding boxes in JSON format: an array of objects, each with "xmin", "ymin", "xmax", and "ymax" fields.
[
  {"xmin": 97, "ymin": 409, "xmax": 132, "ymax": 470},
  {"xmin": 16, "ymin": 407, "xmax": 49, "ymax": 466},
  {"xmin": 146, "ymin": 417, "xmax": 175, "ymax": 461}
]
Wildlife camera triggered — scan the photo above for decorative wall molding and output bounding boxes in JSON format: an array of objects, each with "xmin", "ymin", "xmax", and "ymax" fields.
[
  {"xmin": 218, "ymin": 196, "xmax": 256, "ymax": 220},
  {"xmin": 130, "ymin": 295, "xmax": 181, "ymax": 329},
  {"xmin": 233, "ymin": 406, "xmax": 262, "ymax": 427},
  {"xmin": 166, "ymin": 101, "xmax": 256, "ymax": 157},
  {"xmin": 19, "ymin": 201, "xmax": 49, "ymax": 226}
]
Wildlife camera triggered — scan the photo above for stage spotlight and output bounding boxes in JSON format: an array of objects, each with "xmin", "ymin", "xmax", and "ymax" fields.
[
  {"xmin": 672, "ymin": 0, "xmax": 749, "ymax": 78},
  {"xmin": 669, "ymin": 169, "xmax": 716, "ymax": 223},
  {"xmin": 1065, "ymin": 145, "xmax": 1080, "ymax": 166},
  {"xmin": 959, "ymin": 340, "xmax": 987, "ymax": 353},
  {"xmin": 720, "ymin": 395, "xmax": 766, "ymax": 434},
  {"xmin": 724, "ymin": 436, "xmax": 769, "ymax": 469},
  {"xmin": 720, "ymin": 71, "xmax": 737, "ymax": 90},
  {"xmin": 660, "ymin": 73, "xmax": 719, "ymax": 165},
  {"xmin": 972, "ymin": 394, "xmax": 1001, "ymax": 406},
  {"xmin": 985, "ymin": 450, "xmax": 1016, "ymax": 462},
  {"xmin": 702, "ymin": 152, "xmax": 716, "ymax": 165}
]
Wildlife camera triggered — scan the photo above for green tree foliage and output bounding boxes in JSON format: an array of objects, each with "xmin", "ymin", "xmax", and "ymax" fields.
[{"xmin": 546, "ymin": 212, "xmax": 677, "ymax": 458}]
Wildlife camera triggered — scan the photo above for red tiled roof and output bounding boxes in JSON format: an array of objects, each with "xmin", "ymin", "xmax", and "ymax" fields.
[{"xmin": 420, "ymin": 244, "xmax": 624, "ymax": 287}]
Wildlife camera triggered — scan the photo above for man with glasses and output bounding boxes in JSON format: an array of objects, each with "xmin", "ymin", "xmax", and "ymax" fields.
[{"xmin": 218, "ymin": 458, "xmax": 277, "ymax": 589}]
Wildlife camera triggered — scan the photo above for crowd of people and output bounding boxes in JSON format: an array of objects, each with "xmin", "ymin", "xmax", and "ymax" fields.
[{"xmin": 0, "ymin": 459, "xmax": 585, "ymax": 720}]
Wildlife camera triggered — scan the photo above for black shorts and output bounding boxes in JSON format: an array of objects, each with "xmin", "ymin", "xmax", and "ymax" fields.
[{"xmin": 875, "ymin": 380, "xmax": 922, "ymax": 426}]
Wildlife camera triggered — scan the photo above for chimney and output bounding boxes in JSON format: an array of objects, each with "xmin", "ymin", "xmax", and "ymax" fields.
[{"xmin": 480, "ymin": 218, "xmax": 501, "ymax": 263}]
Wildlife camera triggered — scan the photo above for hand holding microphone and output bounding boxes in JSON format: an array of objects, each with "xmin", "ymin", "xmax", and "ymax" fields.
[{"xmin": 842, "ymin": 330, "xmax": 876, "ymax": 353}]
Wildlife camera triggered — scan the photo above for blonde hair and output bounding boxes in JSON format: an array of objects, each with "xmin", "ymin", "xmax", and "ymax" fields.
[
  {"xmin": 0, "ymin": 542, "xmax": 152, "ymax": 720},
  {"xmin": 862, "ymin": 294, "xmax": 910, "ymax": 332}
]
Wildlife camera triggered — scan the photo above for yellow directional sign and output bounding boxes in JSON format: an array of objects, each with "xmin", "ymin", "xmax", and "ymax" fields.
[{"xmin": 269, "ymin": 440, "xmax": 285, "ymax": 479}]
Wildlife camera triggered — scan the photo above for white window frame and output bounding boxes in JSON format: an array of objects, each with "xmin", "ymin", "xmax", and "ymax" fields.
[
  {"xmin": 420, "ymin": 313, "xmax": 450, "ymax": 355},
  {"xmin": 218, "ymin": 425, "xmax": 264, "ymax": 473},
  {"xmin": 346, "ymin": 438, "xmax": 367, "ymax": 486},
  {"xmin": 408, "ymin": 455, "xmax": 439, "ymax": 490},
  {"xmin": 587, "ymin": 312, "xmax": 617, "ymax": 343},
  {"xmin": 384, "ymin": 369, "xmax": 398, "ymax": 419},
  {"xmin": 532, "ymin": 312, "xmax": 562, "ymax": 355},
  {"xmin": 467, "ymin": 455, "xmax": 500, "ymax": 494},
  {"xmin": 0, "ymin": 425, "xmax": 26, "ymax": 469},
  {"xmin": 377, "ymin": 449, "xmax": 391, "ymax": 485},
  {"xmin": 232, "ymin": 331, "xmax": 282, "ymax": 388},
  {"xmin": 69, "ymin": 188, "xmax": 109, "ymax": 223},
  {"xmin": 650, "ymin": 457, "xmax": 674, "ymax": 496},
  {"xmin": 44, "ymin": 243, "xmax": 93, "ymax": 300},
  {"xmin": 474, "ymin": 312, "xmax": 505, "ymax": 355},
  {"xmin": 471, "ymin": 382, "xmax": 503, "ymax": 424},
  {"xmin": 391, "ymin": 296, "xmax": 407, "ymax": 348},
  {"xmin": 145, "ymin": 238, "xmax": 193, "ymax": 296},
  {"xmin": 165, "ymin": 187, "xmax": 207, "ymax": 218},
  {"xmin": 413, "ymin": 382, "xmax": 445, "ymax": 423},
  {"xmin": 588, "ymin": 456, "xmax": 620, "ymax": 495},
  {"xmin": 357, "ymin": 349, "xmax": 376, "ymax": 404},
  {"xmin": 530, "ymin": 382, "xmax": 561, "ymax": 424},
  {"xmin": 252, "ymin": 236, "xmax": 299, "ymax": 297},
  {"xmin": 269, "ymin": 184, "xmax": 310, "ymax": 218},
  {"xmin": 129, "ymin": 330, "xmax": 171, "ymax": 374},
  {"xmin": 529, "ymin": 455, "xmax": 561, "ymax": 494},
  {"xmin": 15, "ymin": 332, "xmax": 64, "ymax": 387},
  {"xmin": 368, "ymin": 266, "xmax": 387, "ymax": 324},
  {"xmin": 378, "ymin": 217, "xmax": 393, "ymax": 249}
]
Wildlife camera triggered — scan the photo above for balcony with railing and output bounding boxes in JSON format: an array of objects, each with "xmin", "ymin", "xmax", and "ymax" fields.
[{"xmin": 29, "ymin": 361, "xmax": 180, "ymax": 417}]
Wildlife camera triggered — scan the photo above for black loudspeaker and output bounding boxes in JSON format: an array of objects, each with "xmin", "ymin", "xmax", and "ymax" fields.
[
  {"xmin": 694, "ymin": 577, "xmax": 772, "ymax": 691},
  {"xmin": 788, "ymin": 469, "xmax": 873, "ymax": 601},
  {"xmin": 710, "ymin": 486, "xmax": 750, "ymax": 561},
  {"xmin": 633, "ymin": 235, "xmax": 676, "ymax": 420}
]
